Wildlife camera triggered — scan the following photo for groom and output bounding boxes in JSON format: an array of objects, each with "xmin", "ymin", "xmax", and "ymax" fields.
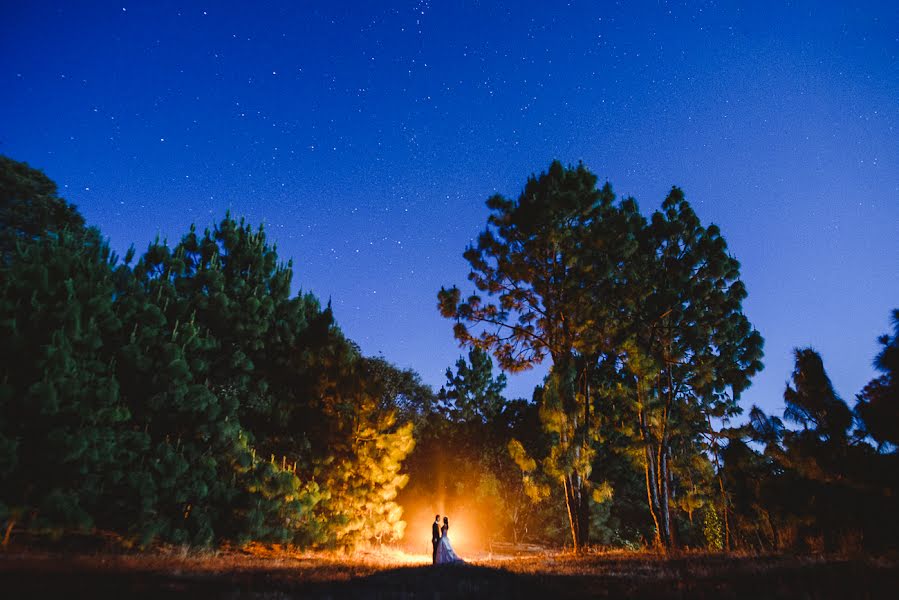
[{"xmin": 431, "ymin": 514, "xmax": 441, "ymax": 565}]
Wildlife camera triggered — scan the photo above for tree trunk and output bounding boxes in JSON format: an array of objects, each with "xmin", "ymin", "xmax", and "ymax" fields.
[
  {"xmin": 707, "ymin": 415, "xmax": 731, "ymax": 552},
  {"xmin": 2, "ymin": 518, "xmax": 14, "ymax": 547},
  {"xmin": 558, "ymin": 360, "xmax": 591, "ymax": 553},
  {"xmin": 640, "ymin": 408, "xmax": 663, "ymax": 548},
  {"xmin": 717, "ymin": 474, "xmax": 731, "ymax": 551},
  {"xmin": 577, "ymin": 480, "xmax": 590, "ymax": 550},
  {"xmin": 563, "ymin": 475, "xmax": 577, "ymax": 548},
  {"xmin": 659, "ymin": 447, "xmax": 672, "ymax": 548},
  {"xmin": 657, "ymin": 365, "xmax": 674, "ymax": 549},
  {"xmin": 577, "ymin": 365, "xmax": 591, "ymax": 550},
  {"xmin": 563, "ymin": 474, "xmax": 588, "ymax": 551},
  {"xmin": 640, "ymin": 404, "xmax": 672, "ymax": 549}
]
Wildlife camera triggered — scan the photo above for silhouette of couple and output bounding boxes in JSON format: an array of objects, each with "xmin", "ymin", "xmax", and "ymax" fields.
[{"xmin": 431, "ymin": 514, "xmax": 463, "ymax": 565}]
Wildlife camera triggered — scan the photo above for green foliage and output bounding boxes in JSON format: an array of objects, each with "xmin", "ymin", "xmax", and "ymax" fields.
[
  {"xmin": 0, "ymin": 228, "xmax": 134, "ymax": 531},
  {"xmin": 3, "ymin": 154, "xmax": 893, "ymax": 555},
  {"xmin": 439, "ymin": 161, "xmax": 619, "ymax": 550},
  {"xmin": 0, "ymin": 158, "xmax": 416, "ymax": 549},
  {"xmin": 0, "ymin": 155, "xmax": 85, "ymax": 265},
  {"xmin": 438, "ymin": 348, "xmax": 507, "ymax": 422},
  {"xmin": 611, "ymin": 187, "xmax": 764, "ymax": 548},
  {"xmin": 702, "ymin": 507, "xmax": 724, "ymax": 551},
  {"xmin": 440, "ymin": 162, "xmax": 763, "ymax": 551}
]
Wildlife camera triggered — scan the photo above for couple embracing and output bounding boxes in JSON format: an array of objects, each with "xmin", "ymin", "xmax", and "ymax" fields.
[{"xmin": 431, "ymin": 514, "xmax": 462, "ymax": 565}]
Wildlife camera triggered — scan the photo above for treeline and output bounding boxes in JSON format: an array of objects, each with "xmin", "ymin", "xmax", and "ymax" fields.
[
  {"xmin": 436, "ymin": 161, "xmax": 898, "ymax": 552},
  {"xmin": 1, "ymin": 156, "xmax": 895, "ymax": 554},
  {"xmin": 0, "ymin": 156, "xmax": 418, "ymax": 548}
]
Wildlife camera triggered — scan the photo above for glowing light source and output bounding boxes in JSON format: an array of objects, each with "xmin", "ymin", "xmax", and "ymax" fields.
[{"xmin": 401, "ymin": 502, "xmax": 486, "ymax": 558}]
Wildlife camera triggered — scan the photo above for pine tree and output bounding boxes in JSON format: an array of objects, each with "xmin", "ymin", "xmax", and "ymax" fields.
[
  {"xmin": 784, "ymin": 348, "xmax": 852, "ymax": 443},
  {"xmin": 438, "ymin": 161, "xmax": 618, "ymax": 550},
  {"xmin": 0, "ymin": 229, "xmax": 139, "ymax": 534},
  {"xmin": 616, "ymin": 188, "xmax": 763, "ymax": 548},
  {"xmin": 438, "ymin": 348, "xmax": 507, "ymax": 423},
  {"xmin": 1, "ymin": 160, "xmax": 418, "ymax": 549},
  {"xmin": 855, "ymin": 310, "xmax": 899, "ymax": 448},
  {"xmin": 723, "ymin": 348, "xmax": 899, "ymax": 552},
  {"xmin": 0, "ymin": 155, "xmax": 85, "ymax": 265},
  {"xmin": 122, "ymin": 217, "xmax": 327, "ymax": 545},
  {"xmin": 310, "ymin": 336, "xmax": 415, "ymax": 548}
]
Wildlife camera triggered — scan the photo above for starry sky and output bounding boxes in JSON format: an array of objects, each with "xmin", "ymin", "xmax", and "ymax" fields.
[{"xmin": 2, "ymin": 1, "xmax": 897, "ymax": 418}]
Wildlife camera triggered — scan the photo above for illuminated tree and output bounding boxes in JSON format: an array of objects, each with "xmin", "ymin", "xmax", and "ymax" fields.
[
  {"xmin": 616, "ymin": 188, "xmax": 763, "ymax": 548},
  {"xmin": 438, "ymin": 161, "xmax": 620, "ymax": 550},
  {"xmin": 0, "ymin": 165, "xmax": 417, "ymax": 549},
  {"xmin": 134, "ymin": 215, "xmax": 415, "ymax": 547},
  {"xmin": 121, "ymin": 221, "xmax": 318, "ymax": 545},
  {"xmin": 311, "ymin": 339, "xmax": 415, "ymax": 548}
]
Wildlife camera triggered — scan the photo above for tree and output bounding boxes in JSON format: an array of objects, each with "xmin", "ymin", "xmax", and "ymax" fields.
[
  {"xmin": 723, "ymin": 347, "xmax": 899, "ymax": 553},
  {"xmin": 617, "ymin": 188, "xmax": 763, "ymax": 548},
  {"xmin": 309, "ymin": 336, "xmax": 415, "ymax": 548},
  {"xmin": 855, "ymin": 309, "xmax": 899, "ymax": 448},
  {"xmin": 0, "ymin": 228, "xmax": 141, "ymax": 537},
  {"xmin": 134, "ymin": 215, "xmax": 415, "ymax": 548},
  {"xmin": 120, "ymin": 222, "xmax": 308, "ymax": 546},
  {"xmin": 363, "ymin": 356, "xmax": 437, "ymax": 427},
  {"xmin": 438, "ymin": 348, "xmax": 507, "ymax": 423},
  {"xmin": 0, "ymin": 155, "xmax": 85, "ymax": 265},
  {"xmin": 779, "ymin": 349, "xmax": 856, "ymax": 535},
  {"xmin": 783, "ymin": 348, "xmax": 852, "ymax": 443},
  {"xmin": 438, "ymin": 161, "xmax": 619, "ymax": 550},
  {"xmin": 719, "ymin": 433, "xmax": 780, "ymax": 550}
]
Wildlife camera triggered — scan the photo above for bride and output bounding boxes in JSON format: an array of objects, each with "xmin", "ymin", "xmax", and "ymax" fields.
[{"xmin": 436, "ymin": 516, "xmax": 463, "ymax": 564}]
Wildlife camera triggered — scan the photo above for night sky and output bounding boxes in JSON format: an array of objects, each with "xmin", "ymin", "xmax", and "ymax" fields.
[{"xmin": 2, "ymin": 1, "xmax": 897, "ymax": 418}]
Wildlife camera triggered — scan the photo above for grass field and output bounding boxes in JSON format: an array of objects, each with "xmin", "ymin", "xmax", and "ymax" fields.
[{"xmin": 1, "ymin": 542, "xmax": 897, "ymax": 599}]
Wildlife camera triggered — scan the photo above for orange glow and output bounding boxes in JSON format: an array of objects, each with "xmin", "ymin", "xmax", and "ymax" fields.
[
  {"xmin": 400, "ymin": 501, "xmax": 490, "ymax": 558},
  {"xmin": 397, "ymin": 450, "xmax": 506, "ymax": 558}
]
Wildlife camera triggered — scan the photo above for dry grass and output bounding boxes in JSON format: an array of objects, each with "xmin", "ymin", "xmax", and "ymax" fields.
[{"xmin": 1, "ymin": 542, "xmax": 897, "ymax": 599}]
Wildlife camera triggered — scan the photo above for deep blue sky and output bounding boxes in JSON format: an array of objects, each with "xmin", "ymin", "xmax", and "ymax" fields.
[{"xmin": 2, "ymin": 1, "xmax": 897, "ymax": 418}]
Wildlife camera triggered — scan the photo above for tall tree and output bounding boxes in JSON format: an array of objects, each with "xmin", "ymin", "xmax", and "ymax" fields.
[
  {"xmin": 123, "ymin": 222, "xmax": 315, "ymax": 545},
  {"xmin": 723, "ymin": 350, "xmax": 899, "ymax": 553},
  {"xmin": 0, "ymin": 159, "xmax": 418, "ymax": 549},
  {"xmin": 855, "ymin": 309, "xmax": 899, "ymax": 448},
  {"xmin": 438, "ymin": 161, "xmax": 616, "ymax": 550},
  {"xmin": 136, "ymin": 215, "xmax": 416, "ymax": 548},
  {"xmin": 618, "ymin": 188, "xmax": 763, "ymax": 548},
  {"xmin": 0, "ymin": 229, "xmax": 136, "ymax": 535}
]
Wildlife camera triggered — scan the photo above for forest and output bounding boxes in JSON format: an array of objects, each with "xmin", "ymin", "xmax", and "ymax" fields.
[{"xmin": 1, "ymin": 154, "xmax": 897, "ymax": 556}]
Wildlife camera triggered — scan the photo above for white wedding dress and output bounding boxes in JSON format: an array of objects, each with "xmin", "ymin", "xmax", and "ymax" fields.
[{"xmin": 436, "ymin": 524, "xmax": 463, "ymax": 564}]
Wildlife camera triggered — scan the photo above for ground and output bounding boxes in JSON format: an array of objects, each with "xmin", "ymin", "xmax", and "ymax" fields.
[{"xmin": 1, "ymin": 541, "xmax": 897, "ymax": 599}]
